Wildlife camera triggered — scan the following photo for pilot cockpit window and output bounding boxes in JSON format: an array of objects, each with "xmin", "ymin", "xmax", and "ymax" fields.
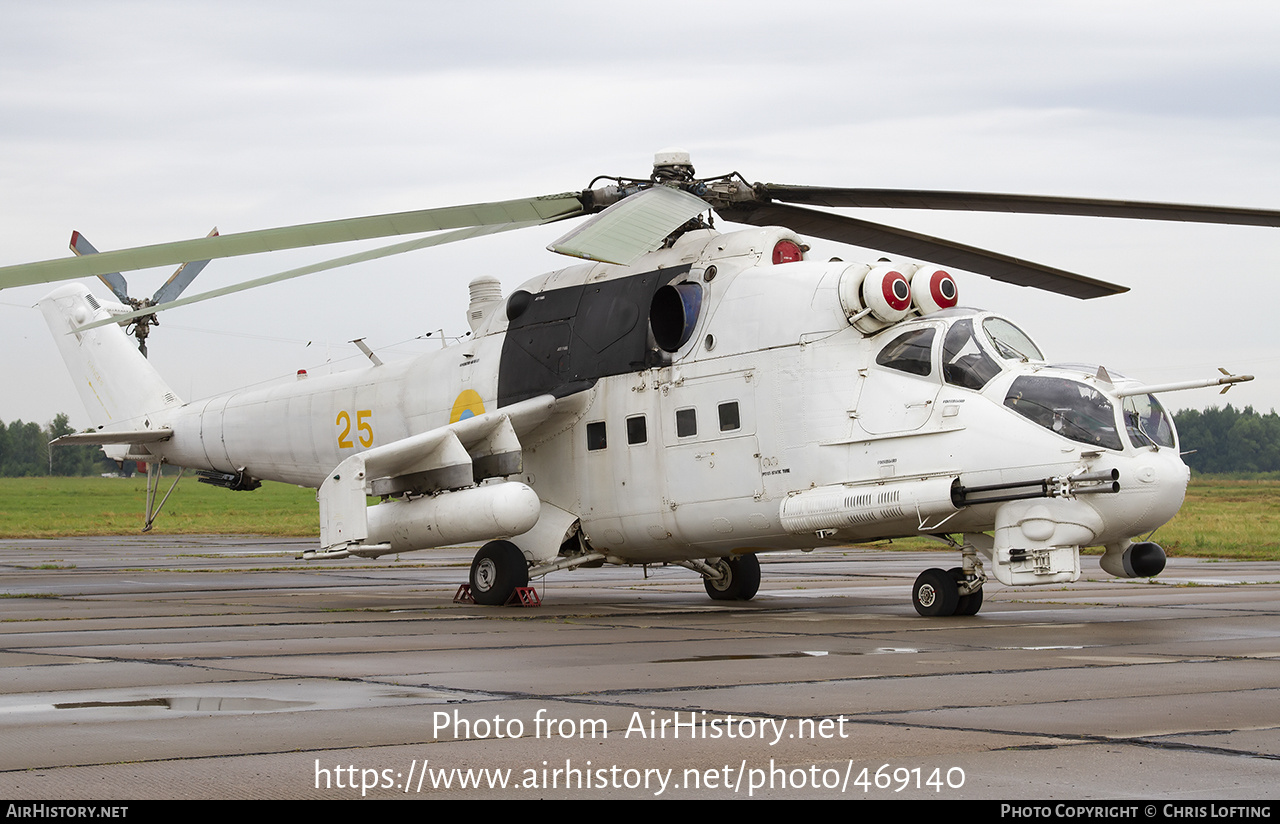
[
  {"xmin": 1004, "ymin": 376, "xmax": 1123, "ymax": 451},
  {"xmin": 587, "ymin": 421, "xmax": 607, "ymax": 451},
  {"xmin": 983, "ymin": 318, "xmax": 1043, "ymax": 362},
  {"xmin": 875, "ymin": 328, "xmax": 935, "ymax": 376},
  {"xmin": 1123, "ymin": 394, "xmax": 1176, "ymax": 449},
  {"xmin": 942, "ymin": 319, "xmax": 1000, "ymax": 391}
]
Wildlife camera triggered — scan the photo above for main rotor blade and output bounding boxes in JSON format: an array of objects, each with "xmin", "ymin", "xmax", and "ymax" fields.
[
  {"xmin": 152, "ymin": 227, "xmax": 219, "ymax": 305},
  {"xmin": 76, "ymin": 219, "xmax": 553, "ymax": 333},
  {"xmin": 2, "ymin": 193, "xmax": 585, "ymax": 290},
  {"xmin": 720, "ymin": 202, "xmax": 1127, "ymax": 299},
  {"xmin": 549, "ymin": 185, "xmax": 710, "ymax": 265},
  {"xmin": 760, "ymin": 185, "xmax": 1280, "ymax": 227}
]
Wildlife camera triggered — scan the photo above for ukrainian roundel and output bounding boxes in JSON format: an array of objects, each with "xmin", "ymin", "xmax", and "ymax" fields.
[
  {"xmin": 450, "ymin": 389, "xmax": 485, "ymax": 423},
  {"xmin": 911, "ymin": 268, "xmax": 959, "ymax": 315}
]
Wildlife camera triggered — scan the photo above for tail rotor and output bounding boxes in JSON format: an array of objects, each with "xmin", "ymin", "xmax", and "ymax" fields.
[{"xmin": 69, "ymin": 227, "xmax": 219, "ymax": 357}]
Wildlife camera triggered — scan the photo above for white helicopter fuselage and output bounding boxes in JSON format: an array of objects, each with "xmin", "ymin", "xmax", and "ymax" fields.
[{"xmin": 41, "ymin": 223, "xmax": 1191, "ymax": 611}]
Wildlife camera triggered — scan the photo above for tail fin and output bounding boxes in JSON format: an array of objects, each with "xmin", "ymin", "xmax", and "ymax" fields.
[{"xmin": 39, "ymin": 283, "xmax": 183, "ymax": 428}]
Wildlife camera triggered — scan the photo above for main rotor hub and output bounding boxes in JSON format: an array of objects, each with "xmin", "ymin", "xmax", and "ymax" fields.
[{"xmin": 652, "ymin": 148, "xmax": 695, "ymax": 184}]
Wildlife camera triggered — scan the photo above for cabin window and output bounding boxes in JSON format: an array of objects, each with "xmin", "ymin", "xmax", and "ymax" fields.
[
  {"xmin": 626, "ymin": 415, "xmax": 647, "ymax": 445},
  {"xmin": 676, "ymin": 407, "xmax": 697, "ymax": 438},
  {"xmin": 876, "ymin": 328, "xmax": 935, "ymax": 376},
  {"xmin": 586, "ymin": 421, "xmax": 607, "ymax": 451},
  {"xmin": 718, "ymin": 401, "xmax": 741, "ymax": 432}
]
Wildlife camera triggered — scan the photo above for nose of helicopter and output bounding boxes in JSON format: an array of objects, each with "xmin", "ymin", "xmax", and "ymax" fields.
[{"xmin": 1093, "ymin": 448, "xmax": 1191, "ymax": 543}]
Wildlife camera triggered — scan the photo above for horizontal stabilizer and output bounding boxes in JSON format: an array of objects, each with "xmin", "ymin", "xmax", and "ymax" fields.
[{"xmin": 51, "ymin": 428, "xmax": 173, "ymax": 446}]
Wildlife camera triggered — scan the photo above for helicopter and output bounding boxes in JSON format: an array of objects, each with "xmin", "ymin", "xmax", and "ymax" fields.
[{"xmin": 2, "ymin": 149, "xmax": 1271, "ymax": 616}]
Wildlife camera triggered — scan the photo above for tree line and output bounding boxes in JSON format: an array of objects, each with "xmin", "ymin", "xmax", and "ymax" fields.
[
  {"xmin": 1173, "ymin": 405, "xmax": 1280, "ymax": 474},
  {"xmin": 0, "ymin": 414, "xmax": 122, "ymax": 477},
  {"xmin": 0, "ymin": 406, "xmax": 1277, "ymax": 477}
]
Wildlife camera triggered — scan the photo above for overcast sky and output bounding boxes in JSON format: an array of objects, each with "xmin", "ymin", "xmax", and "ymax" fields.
[{"xmin": 3, "ymin": 0, "xmax": 1279, "ymax": 430}]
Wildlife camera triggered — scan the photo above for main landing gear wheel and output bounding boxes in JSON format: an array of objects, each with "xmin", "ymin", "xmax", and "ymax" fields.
[
  {"xmin": 948, "ymin": 567, "xmax": 984, "ymax": 616},
  {"xmin": 912, "ymin": 567, "xmax": 959, "ymax": 617},
  {"xmin": 469, "ymin": 540, "xmax": 529, "ymax": 606},
  {"xmin": 704, "ymin": 554, "xmax": 761, "ymax": 601}
]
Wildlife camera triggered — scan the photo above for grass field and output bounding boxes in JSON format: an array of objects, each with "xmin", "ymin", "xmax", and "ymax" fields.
[
  {"xmin": 0, "ymin": 475, "xmax": 1275, "ymax": 560},
  {"xmin": 1153, "ymin": 477, "xmax": 1280, "ymax": 560},
  {"xmin": 0, "ymin": 476, "xmax": 318, "ymax": 538}
]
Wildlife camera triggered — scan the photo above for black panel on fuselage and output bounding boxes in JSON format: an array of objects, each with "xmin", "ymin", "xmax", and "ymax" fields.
[{"xmin": 498, "ymin": 265, "xmax": 693, "ymax": 407}]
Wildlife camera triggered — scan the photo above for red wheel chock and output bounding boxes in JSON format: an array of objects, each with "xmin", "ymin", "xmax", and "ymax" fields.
[
  {"xmin": 507, "ymin": 587, "xmax": 541, "ymax": 607},
  {"xmin": 453, "ymin": 584, "xmax": 540, "ymax": 606}
]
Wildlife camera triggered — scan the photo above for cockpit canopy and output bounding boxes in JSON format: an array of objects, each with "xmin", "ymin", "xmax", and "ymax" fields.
[
  {"xmin": 1121, "ymin": 392, "xmax": 1176, "ymax": 449},
  {"xmin": 1004, "ymin": 375, "xmax": 1123, "ymax": 451},
  {"xmin": 872, "ymin": 309, "xmax": 1177, "ymax": 453},
  {"xmin": 875, "ymin": 309, "xmax": 1045, "ymax": 392}
]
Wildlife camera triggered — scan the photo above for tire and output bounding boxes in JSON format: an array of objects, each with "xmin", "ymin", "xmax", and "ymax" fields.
[
  {"xmin": 948, "ymin": 567, "xmax": 984, "ymax": 616},
  {"xmin": 469, "ymin": 541, "xmax": 529, "ymax": 606},
  {"xmin": 912, "ymin": 567, "xmax": 959, "ymax": 617},
  {"xmin": 703, "ymin": 554, "xmax": 761, "ymax": 601}
]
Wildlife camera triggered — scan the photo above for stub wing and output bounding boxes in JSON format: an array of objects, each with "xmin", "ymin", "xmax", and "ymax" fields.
[{"xmin": 316, "ymin": 394, "xmax": 566, "ymax": 556}]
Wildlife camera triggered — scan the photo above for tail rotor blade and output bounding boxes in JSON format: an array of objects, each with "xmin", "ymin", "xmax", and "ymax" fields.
[
  {"xmin": 69, "ymin": 231, "xmax": 130, "ymax": 303},
  {"xmin": 152, "ymin": 227, "xmax": 219, "ymax": 305}
]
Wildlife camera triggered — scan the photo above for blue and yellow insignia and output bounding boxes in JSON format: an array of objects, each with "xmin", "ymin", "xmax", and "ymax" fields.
[{"xmin": 449, "ymin": 389, "xmax": 485, "ymax": 423}]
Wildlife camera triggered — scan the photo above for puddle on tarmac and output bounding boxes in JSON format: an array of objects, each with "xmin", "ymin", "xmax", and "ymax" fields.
[
  {"xmin": 654, "ymin": 648, "xmax": 917, "ymax": 663},
  {"xmin": 52, "ymin": 696, "xmax": 311, "ymax": 712}
]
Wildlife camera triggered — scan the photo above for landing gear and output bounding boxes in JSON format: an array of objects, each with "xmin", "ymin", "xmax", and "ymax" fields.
[
  {"xmin": 469, "ymin": 541, "xmax": 529, "ymax": 606},
  {"xmin": 703, "ymin": 554, "xmax": 761, "ymax": 601},
  {"xmin": 949, "ymin": 567, "xmax": 984, "ymax": 616},
  {"xmin": 912, "ymin": 568, "xmax": 959, "ymax": 616},
  {"xmin": 912, "ymin": 566, "xmax": 984, "ymax": 616}
]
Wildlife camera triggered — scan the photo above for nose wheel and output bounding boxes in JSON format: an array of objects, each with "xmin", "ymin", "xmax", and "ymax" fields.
[
  {"xmin": 949, "ymin": 567, "xmax": 984, "ymax": 616},
  {"xmin": 912, "ymin": 566, "xmax": 984, "ymax": 616},
  {"xmin": 912, "ymin": 568, "xmax": 958, "ymax": 616}
]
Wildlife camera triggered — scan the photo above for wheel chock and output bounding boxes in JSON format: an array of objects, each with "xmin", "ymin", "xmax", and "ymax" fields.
[
  {"xmin": 454, "ymin": 584, "xmax": 539, "ymax": 606},
  {"xmin": 506, "ymin": 587, "xmax": 541, "ymax": 607}
]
